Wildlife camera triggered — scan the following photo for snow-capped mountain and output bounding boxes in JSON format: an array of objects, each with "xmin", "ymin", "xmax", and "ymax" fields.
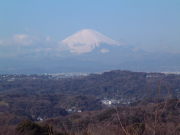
[
  {"xmin": 61, "ymin": 29, "xmax": 120, "ymax": 54},
  {"xmin": 1, "ymin": 29, "xmax": 180, "ymax": 74}
]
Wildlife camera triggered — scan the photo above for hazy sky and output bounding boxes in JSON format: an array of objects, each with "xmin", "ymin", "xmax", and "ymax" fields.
[{"xmin": 0, "ymin": 0, "xmax": 180, "ymax": 56}]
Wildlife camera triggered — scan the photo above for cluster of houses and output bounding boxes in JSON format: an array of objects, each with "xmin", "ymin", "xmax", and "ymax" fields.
[
  {"xmin": 66, "ymin": 107, "xmax": 82, "ymax": 113},
  {"xmin": 101, "ymin": 97, "xmax": 138, "ymax": 106}
]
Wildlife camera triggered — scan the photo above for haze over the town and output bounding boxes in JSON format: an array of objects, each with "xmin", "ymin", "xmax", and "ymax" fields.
[{"xmin": 0, "ymin": 0, "xmax": 180, "ymax": 73}]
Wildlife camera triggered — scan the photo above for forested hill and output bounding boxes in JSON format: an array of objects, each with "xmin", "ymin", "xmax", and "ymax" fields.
[
  {"xmin": 0, "ymin": 70, "xmax": 180, "ymax": 135},
  {"xmin": 0, "ymin": 70, "xmax": 180, "ymax": 99}
]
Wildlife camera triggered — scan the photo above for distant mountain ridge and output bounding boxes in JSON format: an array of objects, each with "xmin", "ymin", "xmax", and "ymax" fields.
[{"xmin": 0, "ymin": 29, "xmax": 180, "ymax": 73}]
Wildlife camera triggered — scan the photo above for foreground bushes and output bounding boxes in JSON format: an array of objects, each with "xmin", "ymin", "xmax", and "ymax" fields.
[{"xmin": 16, "ymin": 120, "xmax": 66, "ymax": 135}]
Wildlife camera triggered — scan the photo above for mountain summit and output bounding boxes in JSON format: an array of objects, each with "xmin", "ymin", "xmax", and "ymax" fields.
[{"xmin": 61, "ymin": 29, "xmax": 119, "ymax": 54}]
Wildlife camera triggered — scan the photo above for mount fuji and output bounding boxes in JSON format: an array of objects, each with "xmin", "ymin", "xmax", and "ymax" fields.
[
  {"xmin": 56, "ymin": 29, "xmax": 180, "ymax": 73},
  {"xmin": 58, "ymin": 29, "xmax": 145, "ymax": 66},
  {"xmin": 61, "ymin": 29, "xmax": 120, "ymax": 54}
]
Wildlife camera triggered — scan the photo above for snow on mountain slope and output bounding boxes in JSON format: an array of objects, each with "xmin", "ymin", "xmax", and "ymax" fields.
[{"xmin": 61, "ymin": 29, "xmax": 120, "ymax": 54}]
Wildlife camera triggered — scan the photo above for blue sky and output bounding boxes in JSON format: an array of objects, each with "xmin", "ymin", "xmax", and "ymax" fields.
[{"xmin": 0, "ymin": 0, "xmax": 180, "ymax": 55}]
